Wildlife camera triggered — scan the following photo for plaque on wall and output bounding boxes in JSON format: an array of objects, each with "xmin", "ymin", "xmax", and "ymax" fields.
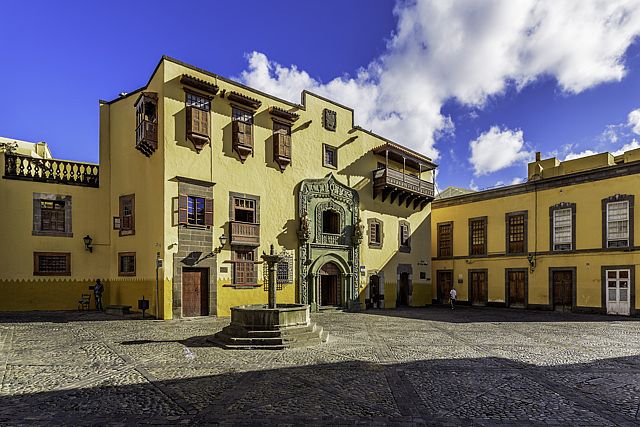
[{"xmin": 323, "ymin": 109, "xmax": 337, "ymax": 131}]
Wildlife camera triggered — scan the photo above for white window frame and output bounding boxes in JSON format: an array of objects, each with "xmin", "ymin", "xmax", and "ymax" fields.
[
  {"xmin": 553, "ymin": 208, "xmax": 572, "ymax": 251},
  {"xmin": 606, "ymin": 201, "xmax": 629, "ymax": 248}
]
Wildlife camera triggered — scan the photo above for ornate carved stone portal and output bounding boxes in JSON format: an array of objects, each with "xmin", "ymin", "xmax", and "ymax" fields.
[{"xmin": 298, "ymin": 174, "xmax": 360, "ymax": 311}]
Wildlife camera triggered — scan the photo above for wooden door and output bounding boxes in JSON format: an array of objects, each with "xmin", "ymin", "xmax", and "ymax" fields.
[
  {"xmin": 552, "ymin": 271, "xmax": 573, "ymax": 311},
  {"xmin": 507, "ymin": 271, "xmax": 526, "ymax": 307},
  {"xmin": 470, "ymin": 271, "xmax": 487, "ymax": 306},
  {"xmin": 437, "ymin": 271, "xmax": 453, "ymax": 304},
  {"xmin": 321, "ymin": 275, "xmax": 338, "ymax": 306},
  {"xmin": 398, "ymin": 272, "xmax": 409, "ymax": 306},
  {"xmin": 182, "ymin": 268, "xmax": 209, "ymax": 317},
  {"xmin": 369, "ymin": 275, "xmax": 381, "ymax": 309}
]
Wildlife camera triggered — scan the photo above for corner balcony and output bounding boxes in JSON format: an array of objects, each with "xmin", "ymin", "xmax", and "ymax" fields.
[
  {"xmin": 373, "ymin": 167, "xmax": 434, "ymax": 208},
  {"xmin": 230, "ymin": 221, "xmax": 260, "ymax": 246},
  {"xmin": 4, "ymin": 153, "xmax": 99, "ymax": 188}
]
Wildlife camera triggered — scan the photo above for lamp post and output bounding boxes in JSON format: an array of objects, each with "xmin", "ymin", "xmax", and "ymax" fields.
[{"xmin": 261, "ymin": 244, "xmax": 284, "ymax": 309}]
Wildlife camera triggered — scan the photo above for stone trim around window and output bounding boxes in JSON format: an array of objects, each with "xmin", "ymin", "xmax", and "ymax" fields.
[
  {"xmin": 322, "ymin": 144, "xmax": 338, "ymax": 169},
  {"xmin": 367, "ymin": 218, "xmax": 383, "ymax": 249},
  {"xmin": 601, "ymin": 194, "xmax": 634, "ymax": 250},
  {"xmin": 399, "ymin": 220, "xmax": 411, "ymax": 253},
  {"xmin": 33, "ymin": 252, "xmax": 71, "ymax": 276},
  {"xmin": 549, "ymin": 202, "xmax": 576, "ymax": 252},
  {"xmin": 32, "ymin": 193, "xmax": 73, "ymax": 237}
]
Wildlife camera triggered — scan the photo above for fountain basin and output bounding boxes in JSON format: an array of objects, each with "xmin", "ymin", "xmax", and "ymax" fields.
[{"xmin": 211, "ymin": 303, "xmax": 327, "ymax": 349}]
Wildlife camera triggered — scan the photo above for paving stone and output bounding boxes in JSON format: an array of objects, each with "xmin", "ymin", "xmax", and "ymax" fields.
[{"xmin": 0, "ymin": 307, "xmax": 639, "ymax": 425}]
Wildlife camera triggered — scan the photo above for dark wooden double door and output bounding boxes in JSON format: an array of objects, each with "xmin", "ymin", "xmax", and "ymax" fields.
[
  {"xmin": 507, "ymin": 270, "xmax": 526, "ymax": 307},
  {"xmin": 437, "ymin": 271, "xmax": 453, "ymax": 304},
  {"xmin": 182, "ymin": 268, "xmax": 209, "ymax": 317},
  {"xmin": 469, "ymin": 271, "xmax": 487, "ymax": 306},
  {"xmin": 552, "ymin": 270, "xmax": 573, "ymax": 311}
]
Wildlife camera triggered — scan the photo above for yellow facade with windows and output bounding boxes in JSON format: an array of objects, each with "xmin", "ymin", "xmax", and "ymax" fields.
[
  {"xmin": 0, "ymin": 56, "xmax": 436, "ymax": 318},
  {"xmin": 432, "ymin": 150, "xmax": 640, "ymax": 315}
]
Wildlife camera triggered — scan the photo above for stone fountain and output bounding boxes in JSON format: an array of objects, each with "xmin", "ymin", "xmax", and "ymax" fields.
[{"xmin": 211, "ymin": 245, "xmax": 327, "ymax": 349}]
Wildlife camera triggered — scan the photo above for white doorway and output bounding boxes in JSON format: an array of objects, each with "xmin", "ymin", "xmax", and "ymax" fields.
[{"xmin": 606, "ymin": 269, "xmax": 630, "ymax": 316}]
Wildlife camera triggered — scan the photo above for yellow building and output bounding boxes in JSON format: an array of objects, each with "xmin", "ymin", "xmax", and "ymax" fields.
[
  {"xmin": 432, "ymin": 150, "xmax": 640, "ymax": 316},
  {"xmin": 0, "ymin": 56, "xmax": 436, "ymax": 318}
]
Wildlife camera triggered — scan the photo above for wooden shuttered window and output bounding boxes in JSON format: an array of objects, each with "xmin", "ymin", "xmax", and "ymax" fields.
[
  {"xmin": 438, "ymin": 222, "xmax": 452, "ymax": 257},
  {"xmin": 507, "ymin": 214, "xmax": 526, "ymax": 254},
  {"xmin": 233, "ymin": 250, "xmax": 257, "ymax": 286},
  {"xmin": 368, "ymin": 219, "xmax": 383, "ymax": 248},
  {"xmin": 178, "ymin": 194, "xmax": 213, "ymax": 227},
  {"xmin": 187, "ymin": 106, "xmax": 210, "ymax": 137},
  {"xmin": 232, "ymin": 120, "xmax": 253, "ymax": 147},
  {"xmin": 119, "ymin": 194, "xmax": 135, "ymax": 236},
  {"xmin": 469, "ymin": 218, "xmax": 487, "ymax": 255},
  {"xmin": 41, "ymin": 201, "xmax": 65, "ymax": 232}
]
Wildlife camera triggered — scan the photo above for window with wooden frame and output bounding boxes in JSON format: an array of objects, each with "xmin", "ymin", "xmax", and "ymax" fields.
[
  {"xmin": 233, "ymin": 249, "xmax": 257, "ymax": 286},
  {"xmin": 273, "ymin": 121, "xmax": 292, "ymax": 172},
  {"xmin": 469, "ymin": 217, "xmax": 487, "ymax": 256},
  {"xmin": 276, "ymin": 252, "xmax": 294, "ymax": 285},
  {"xmin": 118, "ymin": 252, "xmax": 136, "ymax": 276},
  {"xmin": 185, "ymin": 91, "xmax": 211, "ymax": 152},
  {"xmin": 233, "ymin": 197, "xmax": 257, "ymax": 223},
  {"xmin": 34, "ymin": 252, "xmax": 70, "ymax": 276},
  {"xmin": 323, "ymin": 144, "xmax": 338, "ymax": 169},
  {"xmin": 399, "ymin": 221, "xmax": 411, "ymax": 252},
  {"xmin": 33, "ymin": 194, "xmax": 72, "ymax": 237},
  {"xmin": 438, "ymin": 222, "xmax": 453, "ymax": 257},
  {"xmin": 506, "ymin": 212, "xmax": 527, "ymax": 254},
  {"xmin": 606, "ymin": 200, "xmax": 630, "ymax": 247},
  {"xmin": 368, "ymin": 218, "xmax": 383, "ymax": 248},
  {"xmin": 119, "ymin": 194, "xmax": 135, "ymax": 236},
  {"xmin": 178, "ymin": 195, "xmax": 213, "ymax": 227},
  {"xmin": 232, "ymin": 107, "xmax": 254, "ymax": 162},
  {"xmin": 40, "ymin": 200, "xmax": 66, "ymax": 233},
  {"xmin": 552, "ymin": 208, "xmax": 573, "ymax": 251}
]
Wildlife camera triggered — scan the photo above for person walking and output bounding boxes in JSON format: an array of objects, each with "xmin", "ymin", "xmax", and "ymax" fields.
[
  {"xmin": 450, "ymin": 287, "xmax": 457, "ymax": 310},
  {"xmin": 94, "ymin": 279, "xmax": 104, "ymax": 311}
]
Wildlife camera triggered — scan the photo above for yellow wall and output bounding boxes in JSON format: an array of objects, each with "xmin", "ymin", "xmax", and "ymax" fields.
[{"xmin": 432, "ymin": 173, "xmax": 640, "ymax": 312}]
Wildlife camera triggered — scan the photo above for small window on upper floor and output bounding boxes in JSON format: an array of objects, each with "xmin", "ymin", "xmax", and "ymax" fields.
[
  {"xmin": 552, "ymin": 207, "xmax": 573, "ymax": 251},
  {"xmin": 438, "ymin": 222, "xmax": 452, "ymax": 257},
  {"xmin": 33, "ymin": 194, "xmax": 72, "ymax": 237},
  {"xmin": 118, "ymin": 252, "xmax": 136, "ymax": 276},
  {"xmin": 185, "ymin": 91, "xmax": 211, "ymax": 152},
  {"xmin": 606, "ymin": 200, "xmax": 630, "ymax": 248},
  {"xmin": 399, "ymin": 220, "xmax": 411, "ymax": 253},
  {"xmin": 119, "ymin": 194, "xmax": 135, "ymax": 236},
  {"xmin": 232, "ymin": 107, "xmax": 254, "ymax": 162},
  {"xmin": 322, "ymin": 210, "xmax": 340, "ymax": 234},
  {"xmin": 506, "ymin": 212, "xmax": 527, "ymax": 254},
  {"xmin": 368, "ymin": 219, "xmax": 383, "ymax": 248},
  {"xmin": 323, "ymin": 144, "xmax": 337, "ymax": 169},
  {"xmin": 41, "ymin": 201, "xmax": 65, "ymax": 233}
]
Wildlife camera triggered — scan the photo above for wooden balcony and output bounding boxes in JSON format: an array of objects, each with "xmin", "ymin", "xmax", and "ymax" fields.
[
  {"xmin": 373, "ymin": 167, "xmax": 434, "ymax": 209},
  {"xmin": 4, "ymin": 153, "xmax": 99, "ymax": 188},
  {"xmin": 230, "ymin": 221, "xmax": 260, "ymax": 246},
  {"xmin": 135, "ymin": 120, "xmax": 158, "ymax": 157}
]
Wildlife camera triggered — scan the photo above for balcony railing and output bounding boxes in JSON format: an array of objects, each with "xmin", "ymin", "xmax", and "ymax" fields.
[
  {"xmin": 230, "ymin": 221, "xmax": 260, "ymax": 246},
  {"xmin": 373, "ymin": 166, "xmax": 434, "ymax": 197},
  {"xmin": 4, "ymin": 153, "xmax": 99, "ymax": 188}
]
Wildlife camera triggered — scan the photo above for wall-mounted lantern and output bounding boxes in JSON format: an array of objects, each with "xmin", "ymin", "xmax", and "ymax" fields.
[{"xmin": 83, "ymin": 235, "xmax": 93, "ymax": 253}]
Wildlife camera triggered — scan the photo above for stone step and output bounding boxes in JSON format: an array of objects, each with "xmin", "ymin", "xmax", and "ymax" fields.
[{"xmin": 211, "ymin": 323, "xmax": 328, "ymax": 350}]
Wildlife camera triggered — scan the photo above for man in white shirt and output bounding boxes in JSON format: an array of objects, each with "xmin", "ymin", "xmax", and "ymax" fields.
[{"xmin": 450, "ymin": 287, "xmax": 457, "ymax": 310}]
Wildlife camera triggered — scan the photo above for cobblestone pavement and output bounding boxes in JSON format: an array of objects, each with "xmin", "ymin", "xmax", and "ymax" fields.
[{"xmin": 1, "ymin": 307, "xmax": 640, "ymax": 426}]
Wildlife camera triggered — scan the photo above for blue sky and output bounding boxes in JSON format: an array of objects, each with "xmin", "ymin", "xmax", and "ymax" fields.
[{"xmin": 2, "ymin": 0, "xmax": 640, "ymax": 192}]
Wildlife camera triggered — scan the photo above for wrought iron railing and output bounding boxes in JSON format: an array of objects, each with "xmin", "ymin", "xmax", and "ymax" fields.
[{"xmin": 4, "ymin": 153, "xmax": 99, "ymax": 187}]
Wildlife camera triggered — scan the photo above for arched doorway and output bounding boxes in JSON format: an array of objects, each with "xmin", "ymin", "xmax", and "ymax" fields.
[
  {"xmin": 369, "ymin": 275, "xmax": 381, "ymax": 309},
  {"xmin": 319, "ymin": 262, "xmax": 341, "ymax": 306},
  {"xmin": 398, "ymin": 272, "xmax": 410, "ymax": 306}
]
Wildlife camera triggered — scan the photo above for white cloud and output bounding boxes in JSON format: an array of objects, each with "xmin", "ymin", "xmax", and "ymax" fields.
[
  {"xmin": 612, "ymin": 139, "xmax": 640, "ymax": 155},
  {"xmin": 469, "ymin": 126, "xmax": 533, "ymax": 176},
  {"xmin": 628, "ymin": 109, "xmax": 640, "ymax": 135},
  {"xmin": 564, "ymin": 150, "xmax": 598, "ymax": 160},
  {"xmin": 239, "ymin": 0, "xmax": 640, "ymax": 159},
  {"xmin": 469, "ymin": 179, "xmax": 479, "ymax": 191},
  {"xmin": 510, "ymin": 177, "xmax": 524, "ymax": 185}
]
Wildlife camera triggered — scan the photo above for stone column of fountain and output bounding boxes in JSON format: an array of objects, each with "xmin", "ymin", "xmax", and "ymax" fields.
[{"xmin": 211, "ymin": 245, "xmax": 328, "ymax": 349}]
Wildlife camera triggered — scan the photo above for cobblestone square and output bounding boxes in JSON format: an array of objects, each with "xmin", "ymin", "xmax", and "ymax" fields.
[{"xmin": 1, "ymin": 307, "xmax": 640, "ymax": 425}]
